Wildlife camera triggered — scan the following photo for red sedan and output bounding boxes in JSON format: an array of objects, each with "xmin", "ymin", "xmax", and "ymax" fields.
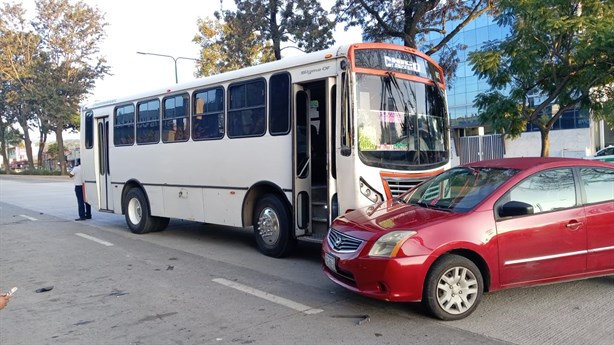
[{"xmin": 322, "ymin": 157, "xmax": 614, "ymax": 320}]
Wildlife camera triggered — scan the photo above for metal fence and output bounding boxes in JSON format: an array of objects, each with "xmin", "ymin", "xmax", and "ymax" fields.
[{"xmin": 459, "ymin": 134, "xmax": 505, "ymax": 164}]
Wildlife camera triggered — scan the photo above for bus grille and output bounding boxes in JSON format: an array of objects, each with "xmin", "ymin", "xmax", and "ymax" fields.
[
  {"xmin": 382, "ymin": 177, "xmax": 424, "ymax": 198},
  {"xmin": 327, "ymin": 229, "xmax": 363, "ymax": 253}
]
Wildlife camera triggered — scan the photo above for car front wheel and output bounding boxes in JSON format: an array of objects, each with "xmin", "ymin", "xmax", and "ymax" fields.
[{"xmin": 423, "ymin": 254, "xmax": 483, "ymax": 321}]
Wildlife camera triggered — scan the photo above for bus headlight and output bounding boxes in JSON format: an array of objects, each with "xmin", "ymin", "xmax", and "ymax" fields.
[
  {"xmin": 360, "ymin": 177, "xmax": 383, "ymax": 203},
  {"xmin": 369, "ymin": 231, "xmax": 417, "ymax": 257}
]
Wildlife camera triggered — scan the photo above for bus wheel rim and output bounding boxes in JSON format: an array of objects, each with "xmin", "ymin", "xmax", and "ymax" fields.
[
  {"xmin": 128, "ymin": 198, "xmax": 142, "ymax": 225},
  {"xmin": 258, "ymin": 207, "xmax": 280, "ymax": 246}
]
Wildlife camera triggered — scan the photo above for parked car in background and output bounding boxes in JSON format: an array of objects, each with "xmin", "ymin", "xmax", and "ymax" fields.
[
  {"xmin": 587, "ymin": 145, "xmax": 614, "ymax": 162},
  {"xmin": 322, "ymin": 158, "xmax": 614, "ymax": 320}
]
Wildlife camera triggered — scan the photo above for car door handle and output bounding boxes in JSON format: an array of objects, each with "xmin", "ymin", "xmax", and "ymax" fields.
[{"xmin": 566, "ymin": 221, "xmax": 583, "ymax": 230}]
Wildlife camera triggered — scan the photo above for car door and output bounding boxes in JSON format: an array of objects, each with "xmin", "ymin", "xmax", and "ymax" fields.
[
  {"xmin": 495, "ymin": 168, "xmax": 586, "ymax": 287},
  {"xmin": 579, "ymin": 166, "xmax": 614, "ymax": 271}
]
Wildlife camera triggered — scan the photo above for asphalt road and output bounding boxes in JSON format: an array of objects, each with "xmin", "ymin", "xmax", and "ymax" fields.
[{"xmin": 0, "ymin": 175, "xmax": 612, "ymax": 345}]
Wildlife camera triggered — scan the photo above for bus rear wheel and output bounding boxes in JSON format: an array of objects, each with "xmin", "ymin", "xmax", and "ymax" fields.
[
  {"xmin": 253, "ymin": 194, "xmax": 295, "ymax": 258},
  {"xmin": 124, "ymin": 188, "xmax": 157, "ymax": 234}
]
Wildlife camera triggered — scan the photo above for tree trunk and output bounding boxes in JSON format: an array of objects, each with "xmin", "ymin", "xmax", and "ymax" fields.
[
  {"xmin": 0, "ymin": 132, "xmax": 10, "ymax": 174},
  {"xmin": 55, "ymin": 128, "xmax": 67, "ymax": 175},
  {"xmin": 17, "ymin": 117, "xmax": 35, "ymax": 170},
  {"xmin": 539, "ymin": 128, "xmax": 550, "ymax": 157},
  {"xmin": 37, "ymin": 132, "xmax": 48, "ymax": 168}
]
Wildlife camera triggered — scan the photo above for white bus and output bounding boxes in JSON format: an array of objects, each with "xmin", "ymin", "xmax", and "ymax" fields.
[{"xmin": 81, "ymin": 42, "xmax": 450, "ymax": 257}]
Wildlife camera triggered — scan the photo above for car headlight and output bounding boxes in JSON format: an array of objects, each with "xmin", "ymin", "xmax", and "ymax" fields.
[{"xmin": 368, "ymin": 230, "xmax": 417, "ymax": 258}]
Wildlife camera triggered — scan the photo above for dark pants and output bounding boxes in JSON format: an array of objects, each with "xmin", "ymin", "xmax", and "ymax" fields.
[{"xmin": 75, "ymin": 185, "xmax": 91, "ymax": 219}]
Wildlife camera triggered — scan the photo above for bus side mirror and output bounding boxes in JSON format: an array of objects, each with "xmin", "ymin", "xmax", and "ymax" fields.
[{"xmin": 498, "ymin": 201, "xmax": 534, "ymax": 218}]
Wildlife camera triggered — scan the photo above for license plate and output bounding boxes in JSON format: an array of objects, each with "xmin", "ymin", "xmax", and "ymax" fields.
[{"xmin": 324, "ymin": 252, "xmax": 337, "ymax": 273}]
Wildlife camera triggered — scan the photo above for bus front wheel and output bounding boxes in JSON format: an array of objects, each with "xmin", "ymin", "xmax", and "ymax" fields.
[
  {"xmin": 253, "ymin": 194, "xmax": 295, "ymax": 258},
  {"xmin": 124, "ymin": 188, "xmax": 157, "ymax": 234}
]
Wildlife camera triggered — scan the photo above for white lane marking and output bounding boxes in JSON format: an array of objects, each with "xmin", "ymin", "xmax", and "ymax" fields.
[
  {"xmin": 19, "ymin": 214, "xmax": 38, "ymax": 221},
  {"xmin": 213, "ymin": 278, "xmax": 323, "ymax": 315},
  {"xmin": 75, "ymin": 233, "xmax": 114, "ymax": 247}
]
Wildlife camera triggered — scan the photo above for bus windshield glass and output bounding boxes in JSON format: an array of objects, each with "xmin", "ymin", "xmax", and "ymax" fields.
[{"xmin": 356, "ymin": 73, "xmax": 449, "ymax": 170}]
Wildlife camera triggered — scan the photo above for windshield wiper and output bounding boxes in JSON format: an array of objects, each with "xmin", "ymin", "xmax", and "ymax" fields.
[{"xmin": 414, "ymin": 200, "xmax": 452, "ymax": 212}]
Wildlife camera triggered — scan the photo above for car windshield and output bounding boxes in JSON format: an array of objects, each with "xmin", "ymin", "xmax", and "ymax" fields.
[{"xmin": 403, "ymin": 167, "xmax": 519, "ymax": 212}]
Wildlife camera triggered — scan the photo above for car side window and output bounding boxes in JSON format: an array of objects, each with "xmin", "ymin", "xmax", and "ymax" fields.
[
  {"xmin": 506, "ymin": 168, "xmax": 576, "ymax": 214},
  {"xmin": 580, "ymin": 167, "xmax": 614, "ymax": 204}
]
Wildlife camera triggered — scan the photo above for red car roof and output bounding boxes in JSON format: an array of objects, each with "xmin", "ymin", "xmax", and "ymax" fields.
[{"xmin": 463, "ymin": 157, "xmax": 612, "ymax": 171}]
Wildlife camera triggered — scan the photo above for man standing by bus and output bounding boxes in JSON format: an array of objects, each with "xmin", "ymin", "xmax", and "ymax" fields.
[{"xmin": 69, "ymin": 159, "xmax": 91, "ymax": 221}]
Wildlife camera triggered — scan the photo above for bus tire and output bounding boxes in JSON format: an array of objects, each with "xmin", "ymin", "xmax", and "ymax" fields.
[
  {"xmin": 253, "ymin": 194, "xmax": 296, "ymax": 258},
  {"xmin": 124, "ymin": 188, "xmax": 156, "ymax": 234}
]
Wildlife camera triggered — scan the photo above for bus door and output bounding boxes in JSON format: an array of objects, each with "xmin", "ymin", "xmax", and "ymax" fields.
[
  {"xmin": 294, "ymin": 79, "xmax": 334, "ymax": 241},
  {"xmin": 293, "ymin": 85, "xmax": 311, "ymax": 237},
  {"xmin": 96, "ymin": 116, "xmax": 113, "ymax": 211}
]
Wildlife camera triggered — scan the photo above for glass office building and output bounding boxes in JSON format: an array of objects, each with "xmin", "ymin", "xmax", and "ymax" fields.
[
  {"xmin": 427, "ymin": 14, "xmax": 614, "ymax": 151},
  {"xmin": 425, "ymin": 13, "xmax": 593, "ymax": 134}
]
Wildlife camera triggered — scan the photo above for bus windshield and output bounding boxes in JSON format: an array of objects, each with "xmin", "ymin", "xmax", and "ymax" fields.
[{"xmin": 356, "ymin": 73, "xmax": 448, "ymax": 170}]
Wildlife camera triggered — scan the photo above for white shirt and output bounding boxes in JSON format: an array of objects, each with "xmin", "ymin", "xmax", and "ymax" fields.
[{"xmin": 70, "ymin": 165, "xmax": 84, "ymax": 186}]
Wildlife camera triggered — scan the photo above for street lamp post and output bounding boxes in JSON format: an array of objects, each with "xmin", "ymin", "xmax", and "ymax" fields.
[{"xmin": 136, "ymin": 51, "xmax": 199, "ymax": 84}]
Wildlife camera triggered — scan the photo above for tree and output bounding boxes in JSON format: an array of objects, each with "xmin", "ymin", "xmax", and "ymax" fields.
[
  {"xmin": 469, "ymin": 0, "xmax": 614, "ymax": 156},
  {"xmin": 0, "ymin": 82, "xmax": 24, "ymax": 172},
  {"xmin": 194, "ymin": 11, "xmax": 275, "ymax": 77},
  {"xmin": 0, "ymin": 3, "xmax": 41, "ymax": 171},
  {"xmin": 332, "ymin": 0, "xmax": 496, "ymax": 81},
  {"xmin": 194, "ymin": 0, "xmax": 336, "ymax": 76},
  {"xmin": 1, "ymin": 1, "xmax": 108, "ymax": 174},
  {"xmin": 234, "ymin": 0, "xmax": 336, "ymax": 60},
  {"xmin": 31, "ymin": 0, "xmax": 110, "ymax": 174}
]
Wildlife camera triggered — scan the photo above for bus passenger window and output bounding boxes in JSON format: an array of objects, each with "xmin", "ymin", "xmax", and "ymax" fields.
[
  {"xmin": 114, "ymin": 104, "xmax": 135, "ymax": 146},
  {"xmin": 228, "ymin": 79, "xmax": 266, "ymax": 138},
  {"xmin": 163, "ymin": 93, "xmax": 190, "ymax": 143},
  {"xmin": 136, "ymin": 99, "xmax": 160, "ymax": 144},
  {"xmin": 85, "ymin": 110, "xmax": 94, "ymax": 149},
  {"xmin": 269, "ymin": 73, "xmax": 291, "ymax": 135},
  {"xmin": 193, "ymin": 87, "xmax": 224, "ymax": 140}
]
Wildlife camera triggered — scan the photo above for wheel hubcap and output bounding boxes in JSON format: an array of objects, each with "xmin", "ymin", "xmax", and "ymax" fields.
[
  {"xmin": 257, "ymin": 207, "xmax": 280, "ymax": 246},
  {"xmin": 436, "ymin": 266, "xmax": 479, "ymax": 315},
  {"xmin": 128, "ymin": 198, "xmax": 142, "ymax": 225}
]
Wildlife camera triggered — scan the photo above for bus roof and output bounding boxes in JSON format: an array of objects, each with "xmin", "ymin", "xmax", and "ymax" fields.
[
  {"xmin": 84, "ymin": 43, "xmax": 356, "ymax": 110},
  {"xmin": 83, "ymin": 42, "xmax": 439, "ymax": 111}
]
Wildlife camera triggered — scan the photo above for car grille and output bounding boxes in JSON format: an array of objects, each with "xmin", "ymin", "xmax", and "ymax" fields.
[
  {"xmin": 382, "ymin": 177, "xmax": 424, "ymax": 198},
  {"xmin": 327, "ymin": 228, "xmax": 363, "ymax": 253}
]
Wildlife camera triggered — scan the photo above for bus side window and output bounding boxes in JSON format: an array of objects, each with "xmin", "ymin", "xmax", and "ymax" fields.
[
  {"xmin": 228, "ymin": 78, "xmax": 266, "ymax": 138},
  {"xmin": 136, "ymin": 99, "xmax": 160, "ymax": 144},
  {"xmin": 269, "ymin": 73, "xmax": 291, "ymax": 135},
  {"xmin": 193, "ymin": 87, "xmax": 224, "ymax": 140},
  {"xmin": 85, "ymin": 111, "xmax": 94, "ymax": 149},
  {"xmin": 162, "ymin": 93, "xmax": 190, "ymax": 143},
  {"xmin": 340, "ymin": 72, "xmax": 351, "ymax": 156},
  {"xmin": 114, "ymin": 104, "xmax": 135, "ymax": 146}
]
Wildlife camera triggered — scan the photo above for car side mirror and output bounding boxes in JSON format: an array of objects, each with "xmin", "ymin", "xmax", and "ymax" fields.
[{"xmin": 498, "ymin": 201, "xmax": 534, "ymax": 218}]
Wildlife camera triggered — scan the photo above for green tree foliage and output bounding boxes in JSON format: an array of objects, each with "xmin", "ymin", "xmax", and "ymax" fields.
[
  {"xmin": 0, "ymin": 0, "xmax": 109, "ymax": 174},
  {"xmin": 331, "ymin": 0, "xmax": 496, "ymax": 81},
  {"xmin": 194, "ymin": 11, "xmax": 275, "ymax": 77},
  {"xmin": 0, "ymin": 3, "xmax": 41, "ymax": 170},
  {"xmin": 469, "ymin": 0, "xmax": 614, "ymax": 156},
  {"xmin": 194, "ymin": 0, "xmax": 335, "ymax": 76},
  {"xmin": 0, "ymin": 81, "xmax": 25, "ymax": 172},
  {"xmin": 234, "ymin": 0, "xmax": 336, "ymax": 60},
  {"xmin": 32, "ymin": 0, "xmax": 109, "ymax": 174}
]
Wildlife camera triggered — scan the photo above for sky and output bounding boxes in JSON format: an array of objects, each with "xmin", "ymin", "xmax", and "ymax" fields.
[{"xmin": 18, "ymin": 0, "xmax": 363, "ymax": 105}]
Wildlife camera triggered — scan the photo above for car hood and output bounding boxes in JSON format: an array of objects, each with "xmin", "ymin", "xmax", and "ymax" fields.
[{"xmin": 333, "ymin": 200, "xmax": 463, "ymax": 240}]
